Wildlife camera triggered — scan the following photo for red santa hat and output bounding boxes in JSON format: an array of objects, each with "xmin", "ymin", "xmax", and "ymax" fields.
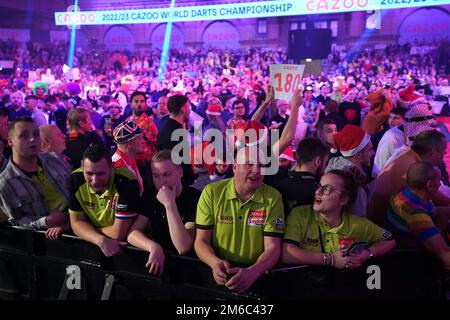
[
  {"xmin": 331, "ymin": 125, "xmax": 370, "ymax": 157},
  {"xmin": 206, "ymin": 103, "xmax": 221, "ymax": 116},
  {"xmin": 279, "ymin": 146, "xmax": 295, "ymax": 162},
  {"xmin": 191, "ymin": 141, "xmax": 216, "ymax": 178},
  {"xmin": 235, "ymin": 120, "xmax": 268, "ymax": 148},
  {"xmin": 397, "ymin": 84, "xmax": 427, "ymax": 108}
]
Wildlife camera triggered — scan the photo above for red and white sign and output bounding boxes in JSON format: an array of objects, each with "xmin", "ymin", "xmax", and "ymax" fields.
[
  {"xmin": 202, "ymin": 21, "xmax": 240, "ymax": 49},
  {"xmin": 399, "ymin": 8, "xmax": 449, "ymax": 44},
  {"xmin": 0, "ymin": 29, "xmax": 30, "ymax": 42},
  {"xmin": 150, "ymin": 24, "xmax": 185, "ymax": 50},
  {"xmin": 104, "ymin": 26, "xmax": 134, "ymax": 51},
  {"xmin": 270, "ymin": 64, "xmax": 305, "ymax": 100},
  {"xmin": 247, "ymin": 210, "xmax": 266, "ymax": 226}
]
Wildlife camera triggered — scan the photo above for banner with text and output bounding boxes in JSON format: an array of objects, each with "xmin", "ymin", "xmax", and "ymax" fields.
[
  {"xmin": 270, "ymin": 64, "xmax": 305, "ymax": 101},
  {"xmin": 54, "ymin": 0, "xmax": 450, "ymax": 26}
]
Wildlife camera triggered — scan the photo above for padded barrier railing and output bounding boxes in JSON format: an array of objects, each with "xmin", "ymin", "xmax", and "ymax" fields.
[{"xmin": 0, "ymin": 224, "xmax": 447, "ymax": 300}]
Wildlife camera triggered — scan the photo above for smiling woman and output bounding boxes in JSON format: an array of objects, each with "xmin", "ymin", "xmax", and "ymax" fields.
[{"xmin": 282, "ymin": 169, "xmax": 396, "ymax": 270}]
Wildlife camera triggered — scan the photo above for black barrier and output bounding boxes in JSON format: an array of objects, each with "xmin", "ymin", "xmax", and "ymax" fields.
[{"xmin": 0, "ymin": 225, "xmax": 447, "ymax": 300}]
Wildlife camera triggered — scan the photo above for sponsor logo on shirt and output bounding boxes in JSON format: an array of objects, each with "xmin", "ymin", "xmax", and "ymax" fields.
[
  {"xmin": 247, "ymin": 210, "xmax": 266, "ymax": 226},
  {"xmin": 275, "ymin": 217, "xmax": 284, "ymax": 230},
  {"xmin": 84, "ymin": 201, "xmax": 95, "ymax": 210},
  {"xmin": 108, "ymin": 195, "xmax": 119, "ymax": 210},
  {"xmin": 304, "ymin": 237, "xmax": 319, "ymax": 246},
  {"xmin": 381, "ymin": 229, "xmax": 392, "ymax": 241},
  {"xmin": 116, "ymin": 203, "xmax": 128, "ymax": 211},
  {"xmin": 218, "ymin": 215, "xmax": 233, "ymax": 224},
  {"xmin": 338, "ymin": 238, "xmax": 355, "ymax": 252}
]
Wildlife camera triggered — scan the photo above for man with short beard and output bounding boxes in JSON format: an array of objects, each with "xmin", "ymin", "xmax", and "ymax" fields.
[
  {"xmin": 8, "ymin": 92, "xmax": 31, "ymax": 121},
  {"xmin": 127, "ymin": 91, "xmax": 158, "ymax": 163}
]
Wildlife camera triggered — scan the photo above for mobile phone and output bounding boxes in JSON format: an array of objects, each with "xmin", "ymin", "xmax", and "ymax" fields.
[{"xmin": 343, "ymin": 241, "xmax": 368, "ymax": 256}]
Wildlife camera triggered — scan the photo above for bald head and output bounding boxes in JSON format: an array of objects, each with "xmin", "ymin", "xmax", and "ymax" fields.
[{"xmin": 406, "ymin": 161, "xmax": 441, "ymax": 190}]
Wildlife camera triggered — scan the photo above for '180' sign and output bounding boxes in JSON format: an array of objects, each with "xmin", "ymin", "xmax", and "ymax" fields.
[{"xmin": 270, "ymin": 64, "xmax": 305, "ymax": 100}]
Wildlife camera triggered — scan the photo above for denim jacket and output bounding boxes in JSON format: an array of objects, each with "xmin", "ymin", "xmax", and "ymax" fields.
[{"xmin": 0, "ymin": 153, "xmax": 71, "ymax": 229}]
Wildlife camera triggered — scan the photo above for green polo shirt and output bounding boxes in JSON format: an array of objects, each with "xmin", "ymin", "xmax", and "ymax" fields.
[
  {"xmin": 284, "ymin": 205, "xmax": 391, "ymax": 253},
  {"xmin": 196, "ymin": 178, "xmax": 284, "ymax": 265},
  {"xmin": 31, "ymin": 165, "xmax": 67, "ymax": 211},
  {"xmin": 68, "ymin": 167, "xmax": 140, "ymax": 227}
]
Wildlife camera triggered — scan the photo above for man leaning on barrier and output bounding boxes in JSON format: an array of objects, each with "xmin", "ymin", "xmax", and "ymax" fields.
[
  {"xmin": 194, "ymin": 147, "xmax": 284, "ymax": 293},
  {"xmin": 387, "ymin": 162, "xmax": 450, "ymax": 270},
  {"xmin": 68, "ymin": 143, "xmax": 139, "ymax": 257},
  {"xmin": 0, "ymin": 117, "xmax": 71, "ymax": 239}
]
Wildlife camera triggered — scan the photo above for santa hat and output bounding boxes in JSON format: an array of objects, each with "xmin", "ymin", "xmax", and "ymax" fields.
[
  {"xmin": 342, "ymin": 87, "xmax": 357, "ymax": 97},
  {"xmin": 250, "ymin": 83, "xmax": 261, "ymax": 91},
  {"xmin": 235, "ymin": 120, "xmax": 268, "ymax": 148},
  {"xmin": 404, "ymin": 103, "xmax": 436, "ymax": 143},
  {"xmin": 191, "ymin": 141, "xmax": 216, "ymax": 179},
  {"xmin": 206, "ymin": 103, "xmax": 221, "ymax": 116},
  {"xmin": 279, "ymin": 146, "xmax": 295, "ymax": 162},
  {"xmin": 331, "ymin": 125, "xmax": 370, "ymax": 157},
  {"xmin": 397, "ymin": 84, "xmax": 427, "ymax": 108}
]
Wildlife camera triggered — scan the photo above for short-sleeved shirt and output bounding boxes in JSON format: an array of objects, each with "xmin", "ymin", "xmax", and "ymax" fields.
[
  {"xmin": 387, "ymin": 187, "xmax": 440, "ymax": 247},
  {"xmin": 284, "ymin": 205, "xmax": 391, "ymax": 253},
  {"xmin": 68, "ymin": 167, "xmax": 140, "ymax": 227},
  {"xmin": 274, "ymin": 171, "xmax": 318, "ymax": 217},
  {"xmin": 140, "ymin": 186, "xmax": 201, "ymax": 252},
  {"xmin": 30, "ymin": 165, "xmax": 67, "ymax": 211},
  {"xmin": 196, "ymin": 178, "xmax": 284, "ymax": 265}
]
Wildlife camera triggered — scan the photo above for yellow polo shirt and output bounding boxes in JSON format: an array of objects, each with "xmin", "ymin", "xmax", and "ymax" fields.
[{"xmin": 196, "ymin": 178, "xmax": 284, "ymax": 265}]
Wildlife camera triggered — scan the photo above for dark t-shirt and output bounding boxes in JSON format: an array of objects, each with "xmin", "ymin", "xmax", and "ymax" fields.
[
  {"xmin": 339, "ymin": 101, "xmax": 361, "ymax": 126},
  {"xmin": 156, "ymin": 118, "xmax": 183, "ymax": 151},
  {"xmin": 156, "ymin": 118, "xmax": 195, "ymax": 186},
  {"xmin": 270, "ymin": 113, "xmax": 289, "ymax": 136},
  {"xmin": 64, "ymin": 131, "xmax": 104, "ymax": 169},
  {"xmin": 140, "ymin": 186, "xmax": 201, "ymax": 253},
  {"xmin": 274, "ymin": 171, "xmax": 318, "ymax": 217}
]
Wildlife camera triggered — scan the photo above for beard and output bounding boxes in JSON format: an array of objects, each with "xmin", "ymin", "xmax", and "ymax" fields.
[{"xmin": 134, "ymin": 109, "xmax": 145, "ymax": 116}]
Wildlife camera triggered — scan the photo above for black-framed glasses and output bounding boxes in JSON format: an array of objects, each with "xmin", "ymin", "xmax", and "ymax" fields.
[{"xmin": 315, "ymin": 183, "xmax": 339, "ymax": 196}]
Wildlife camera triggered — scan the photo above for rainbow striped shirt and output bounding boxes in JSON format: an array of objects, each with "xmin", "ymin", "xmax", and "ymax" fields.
[{"xmin": 387, "ymin": 187, "xmax": 440, "ymax": 247}]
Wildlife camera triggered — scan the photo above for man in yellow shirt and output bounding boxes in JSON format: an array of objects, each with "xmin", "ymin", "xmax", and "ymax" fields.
[{"xmin": 195, "ymin": 147, "xmax": 284, "ymax": 293}]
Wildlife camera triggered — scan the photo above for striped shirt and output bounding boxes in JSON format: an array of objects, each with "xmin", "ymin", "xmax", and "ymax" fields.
[{"xmin": 387, "ymin": 187, "xmax": 440, "ymax": 247}]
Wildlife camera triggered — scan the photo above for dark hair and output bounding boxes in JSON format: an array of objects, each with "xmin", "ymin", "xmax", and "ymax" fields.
[
  {"xmin": 0, "ymin": 107, "xmax": 9, "ymax": 118},
  {"xmin": 412, "ymin": 130, "xmax": 446, "ymax": 156},
  {"xmin": 8, "ymin": 117, "xmax": 34, "ymax": 136},
  {"xmin": 168, "ymin": 94, "xmax": 189, "ymax": 115},
  {"xmin": 232, "ymin": 99, "xmax": 245, "ymax": 109},
  {"xmin": 44, "ymin": 95, "xmax": 57, "ymax": 104},
  {"xmin": 67, "ymin": 108, "xmax": 89, "ymax": 130},
  {"xmin": 24, "ymin": 95, "xmax": 37, "ymax": 101},
  {"xmin": 316, "ymin": 118, "xmax": 336, "ymax": 133},
  {"xmin": 295, "ymin": 137, "xmax": 329, "ymax": 165},
  {"xmin": 390, "ymin": 107, "xmax": 407, "ymax": 117},
  {"xmin": 326, "ymin": 169, "xmax": 358, "ymax": 211},
  {"xmin": 325, "ymin": 100, "xmax": 339, "ymax": 114},
  {"xmin": 130, "ymin": 91, "xmax": 146, "ymax": 103},
  {"xmin": 82, "ymin": 143, "xmax": 111, "ymax": 165},
  {"xmin": 406, "ymin": 161, "xmax": 439, "ymax": 190},
  {"xmin": 99, "ymin": 95, "xmax": 110, "ymax": 104}
]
